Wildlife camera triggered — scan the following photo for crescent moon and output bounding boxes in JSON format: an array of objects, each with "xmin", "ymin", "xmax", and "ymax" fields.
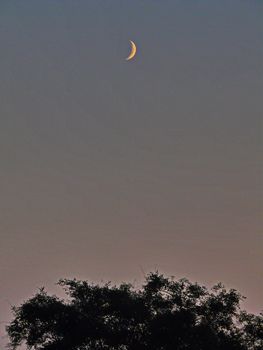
[{"xmin": 126, "ymin": 40, "xmax": 137, "ymax": 61}]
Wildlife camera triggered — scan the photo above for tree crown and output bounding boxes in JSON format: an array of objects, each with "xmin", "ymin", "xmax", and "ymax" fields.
[{"xmin": 7, "ymin": 272, "xmax": 263, "ymax": 350}]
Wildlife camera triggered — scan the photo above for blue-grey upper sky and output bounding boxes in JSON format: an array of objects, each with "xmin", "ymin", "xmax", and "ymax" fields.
[{"xmin": 0, "ymin": 0, "xmax": 262, "ymax": 345}]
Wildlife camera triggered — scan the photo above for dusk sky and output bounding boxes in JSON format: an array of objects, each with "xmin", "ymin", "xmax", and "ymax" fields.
[{"xmin": 0, "ymin": 0, "xmax": 262, "ymax": 345}]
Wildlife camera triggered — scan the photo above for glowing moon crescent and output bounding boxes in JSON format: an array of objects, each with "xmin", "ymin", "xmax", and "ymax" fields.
[{"xmin": 126, "ymin": 40, "xmax": 137, "ymax": 61}]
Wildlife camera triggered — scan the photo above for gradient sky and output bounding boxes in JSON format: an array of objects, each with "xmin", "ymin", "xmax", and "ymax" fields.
[{"xmin": 0, "ymin": 0, "xmax": 262, "ymax": 345}]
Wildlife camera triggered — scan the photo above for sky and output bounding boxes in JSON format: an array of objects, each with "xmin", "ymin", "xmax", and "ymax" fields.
[{"xmin": 0, "ymin": 0, "xmax": 262, "ymax": 345}]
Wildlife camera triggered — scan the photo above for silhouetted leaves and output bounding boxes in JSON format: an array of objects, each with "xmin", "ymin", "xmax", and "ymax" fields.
[{"xmin": 7, "ymin": 272, "xmax": 263, "ymax": 349}]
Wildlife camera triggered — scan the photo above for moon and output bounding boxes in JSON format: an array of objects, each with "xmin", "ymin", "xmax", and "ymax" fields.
[{"xmin": 126, "ymin": 40, "xmax": 137, "ymax": 61}]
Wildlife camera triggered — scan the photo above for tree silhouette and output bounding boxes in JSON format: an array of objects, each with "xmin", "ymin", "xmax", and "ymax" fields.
[{"xmin": 7, "ymin": 272, "xmax": 263, "ymax": 349}]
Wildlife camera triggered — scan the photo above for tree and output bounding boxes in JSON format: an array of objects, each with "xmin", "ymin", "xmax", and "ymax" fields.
[{"xmin": 7, "ymin": 272, "xmax": 263, "ymax": 350}]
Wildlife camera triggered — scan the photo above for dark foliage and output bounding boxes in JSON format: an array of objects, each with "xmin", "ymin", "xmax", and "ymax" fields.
[{"xmin": 7, "ymin": 272, "xmax": 263, "ymax": 349}]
